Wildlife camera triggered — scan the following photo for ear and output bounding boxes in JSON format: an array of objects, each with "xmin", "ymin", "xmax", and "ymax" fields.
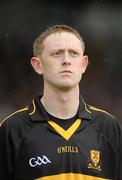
[
  {"xmin": 31, "ymin": 57, "xmax": 43, "ymax": 75},
  {"xmin": 81, "ymin": 55, "xmax": 89, "ymax": 74}
]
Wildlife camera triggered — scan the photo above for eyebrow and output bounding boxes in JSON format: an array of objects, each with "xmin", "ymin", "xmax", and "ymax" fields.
[{"xmin": 49, "ymin": 48, "xmax": 81, "ymax": 52}]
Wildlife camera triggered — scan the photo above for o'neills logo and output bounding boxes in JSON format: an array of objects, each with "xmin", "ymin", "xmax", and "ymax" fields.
[{"xmin": 57, "ymin": 146, "xmax": 79, "ymax": 154}]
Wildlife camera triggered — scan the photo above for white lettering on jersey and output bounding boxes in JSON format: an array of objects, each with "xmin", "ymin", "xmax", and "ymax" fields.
[{"xmin": 29, "ymin": 155, "xmax": 51, "ymax": 167}]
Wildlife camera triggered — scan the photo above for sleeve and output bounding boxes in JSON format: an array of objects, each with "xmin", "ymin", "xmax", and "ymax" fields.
[
  {"xmin": 94, "ymin": 113, "xmax": 122, "ymax": 180},
  {"xmin": 118, "ymin": 122, "xmax": 122, "ymax": 180},
  {"xmin": 102, "ymin": 115, "xmax": 122, "ymax": 180},
  {"xmin": 108, "ymin": 119, "xmax": 122, "ymax": 180},
  {"xmin": 0, "ymin": 121, "xmax": 14, "ymax": 180},
  {"xmin": 109, "ymin": 119, "xmax": 122, "ymax": 180}
]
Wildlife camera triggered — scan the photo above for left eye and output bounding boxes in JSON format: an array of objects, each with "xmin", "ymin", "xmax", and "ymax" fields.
[
  {"xmin": 55, "ymin": 52, "xmax": 61, "ymax": 55},
  {"xmin": 70, "ymin": 51, "xmax": 78, "ymax": 56}
]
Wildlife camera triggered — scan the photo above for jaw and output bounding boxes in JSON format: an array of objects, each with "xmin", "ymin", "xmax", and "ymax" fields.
[{"xmin": 44, "ymin": 78, "xmax": 81, "ymax": 93}]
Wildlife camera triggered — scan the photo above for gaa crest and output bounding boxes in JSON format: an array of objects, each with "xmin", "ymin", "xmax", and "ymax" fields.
[{"xmin": 88, "ymin": 150, "xmax": 101, "ymax": 171}]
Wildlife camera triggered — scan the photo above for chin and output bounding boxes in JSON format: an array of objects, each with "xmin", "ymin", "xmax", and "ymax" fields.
[{"xmin": 57, "ymin": 83, "xmax": 78, "ymax": 91}]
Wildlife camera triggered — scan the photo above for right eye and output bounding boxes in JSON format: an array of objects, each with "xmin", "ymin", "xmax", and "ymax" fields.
[{"xmin": 51, "ymin": 51, "xmax": 63, "ymax": 57}]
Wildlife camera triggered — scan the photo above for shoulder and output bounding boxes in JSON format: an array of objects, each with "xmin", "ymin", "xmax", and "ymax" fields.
[
  {"xmin": 85, "ymin": 103, "xmax": 121, "ymax": 136},
  {"xmin": 86, "ymin": 103, "xmax": 122, "ymax": 145},
  {"xmin": 88, "ymin": 104, "xmax": 115, "ymax": 118},
  {"xmin": 0, "ymin": 107, "xmax": 29, "ymax": 128},
  {"xmin": 86, "ymin": 103, "xmax": 116, "ymax": 125},
  {"xmin": 0, "ymin": 107, "xmax": 34, "ymax": 144}
]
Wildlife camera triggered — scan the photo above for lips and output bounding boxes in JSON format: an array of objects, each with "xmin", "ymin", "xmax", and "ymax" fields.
[{"xmin": 60, "ymin": 70, "xmax": 72, "ymax": 74}]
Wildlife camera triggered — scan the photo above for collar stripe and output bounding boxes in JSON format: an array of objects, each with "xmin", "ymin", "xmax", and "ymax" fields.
[
  {"xmin": 84, "ymin": 102, "xmax": 92, "ymax": 114},
  {"xmin": 29, "ymin": 100, "xmax": 36, "ymax": 116},
  {"xmin": 48, "ymin": 119, "xmax": 81, "ymax": 140}
]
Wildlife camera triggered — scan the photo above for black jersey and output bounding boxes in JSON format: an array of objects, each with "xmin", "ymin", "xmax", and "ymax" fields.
[{"xmin": 0, "ymin": 95, "xmax": 122, "ymax": 180}]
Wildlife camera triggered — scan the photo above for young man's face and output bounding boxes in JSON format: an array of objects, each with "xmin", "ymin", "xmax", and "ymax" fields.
[{"xmin": 39, "ymin": 32, "xmax": 88, "ymax": 91}]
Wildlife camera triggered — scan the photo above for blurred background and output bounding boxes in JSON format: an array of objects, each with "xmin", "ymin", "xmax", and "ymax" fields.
[{"xmin": 0, "ymin": 0, "xmax": 122, "ymax": 125}]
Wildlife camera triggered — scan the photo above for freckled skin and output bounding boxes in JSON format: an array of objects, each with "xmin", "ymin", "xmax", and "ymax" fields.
[{"xmin": 39, "ymin": 32, "xmax": 88, "ymax": 91}]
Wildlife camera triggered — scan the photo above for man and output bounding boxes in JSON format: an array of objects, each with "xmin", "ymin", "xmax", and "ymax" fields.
[{"xmin": 0, "ymin": 25, "xmax": 122, "ymax": 180}]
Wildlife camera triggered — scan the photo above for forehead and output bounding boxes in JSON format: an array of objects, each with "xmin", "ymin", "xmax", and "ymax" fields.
[{"xmin": 42, "ymin": 32, "xmax": 83, "ymax": 51}]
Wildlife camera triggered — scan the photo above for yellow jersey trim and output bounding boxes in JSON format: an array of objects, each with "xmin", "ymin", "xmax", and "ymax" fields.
[
  {"xmin": 0, "ymin": 107, "xmax": 28, "ymax": 126},
  {"xmin": 48, "ymin": 119, "xmax": 81, "ymax": 140},
  {"xmin": 89, "ymin": 105, "xmax": 115, "ymax": 118},
  {"xmin": 84, "ymin": 102, "xmax": 92, "ymax": 114},
  {"xmin": 35, "ymin": 173, "xmax": 111, "ymax": 180},
  {"xmin": 29, "ymin": 100, "xmax": 36, "ymax": 115}
]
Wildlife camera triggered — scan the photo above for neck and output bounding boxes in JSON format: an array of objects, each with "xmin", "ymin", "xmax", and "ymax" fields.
[{"xmin": 41, "ymin": 86, "xmax": 80, "ymax": 119}]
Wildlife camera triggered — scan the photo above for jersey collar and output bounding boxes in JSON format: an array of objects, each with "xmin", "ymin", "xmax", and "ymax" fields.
[{"xmin": 28, "ymin": 95, "xmax": 92, "ymax": 122}]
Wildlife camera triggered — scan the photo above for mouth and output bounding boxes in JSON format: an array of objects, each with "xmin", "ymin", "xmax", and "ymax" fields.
[{"xmin": 60, "ymin": 70, "xmax": 72, "ymax": 74}]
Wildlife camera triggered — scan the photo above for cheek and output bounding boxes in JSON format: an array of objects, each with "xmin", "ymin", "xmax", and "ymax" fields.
[
  {"xmin": 78, "ymin": 62, "xmax": 86, "ymax": 73},
  {"xmin": 42, "ymin": 63, "xmax": 56, "ymax": 75},
  {"xmin": 75, "ymin": 64, "xmax": 84, "ymax": 78},
  {"xmin": 75, "ymin": 62, "xmax": 83, "ymax": 71},
  {"xmin": 42, "ymin": 61, "xmax": 51, "ymax": 71}
]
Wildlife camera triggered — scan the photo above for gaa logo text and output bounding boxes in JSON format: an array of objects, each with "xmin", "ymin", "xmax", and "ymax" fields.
[{"xmin": 29, "ymin": 155, "xmax": 51, "ymax": 167}]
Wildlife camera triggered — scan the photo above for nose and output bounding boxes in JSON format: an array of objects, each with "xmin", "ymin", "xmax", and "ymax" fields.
[{"xmin": 62, "ymin": 52, "xmax": 71, "ymax": 65}]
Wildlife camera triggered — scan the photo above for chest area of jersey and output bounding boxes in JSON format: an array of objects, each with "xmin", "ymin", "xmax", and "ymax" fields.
[{"xmin": 15, "ymin": 122, "xmax": 115, "ymax": 179}]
